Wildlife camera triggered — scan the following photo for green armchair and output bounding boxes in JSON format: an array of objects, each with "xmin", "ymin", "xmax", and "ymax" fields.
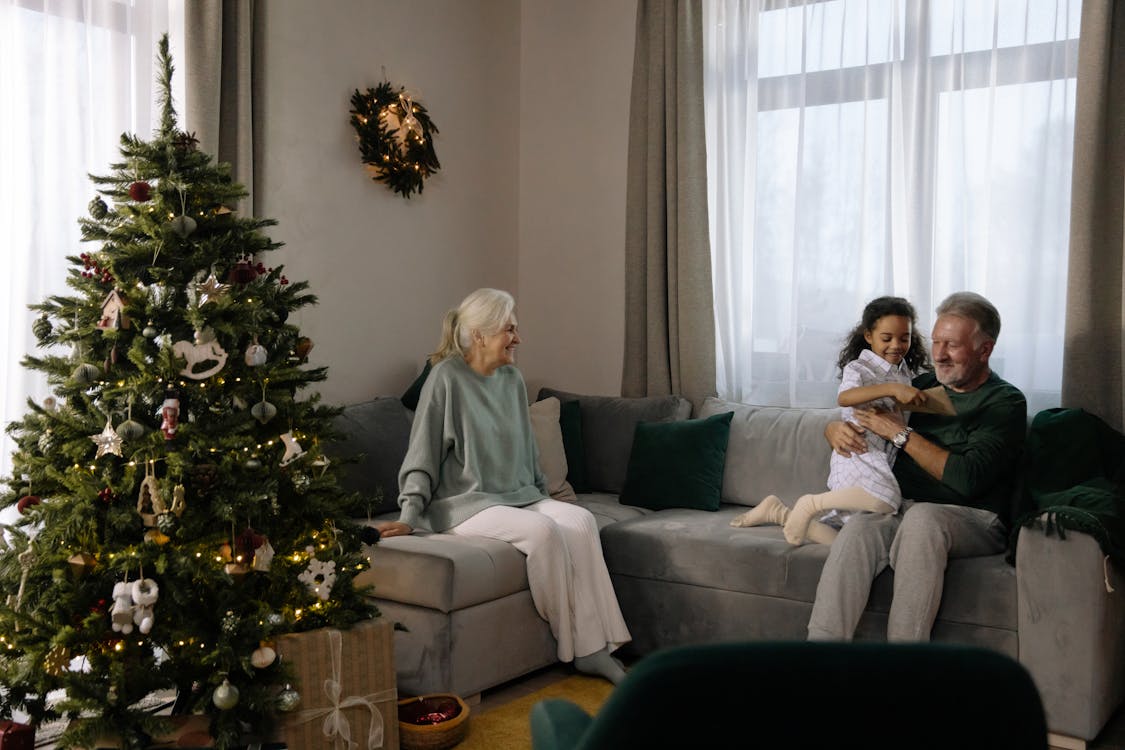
[{"xmin": 531, "ymin": 641, "xmax": 1047, "ymax": 749}]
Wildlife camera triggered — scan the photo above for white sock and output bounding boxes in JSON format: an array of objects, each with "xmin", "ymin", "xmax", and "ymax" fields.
[{"xmin": 574, "ymin": 647, "xmax": 627, "ymax": 685}]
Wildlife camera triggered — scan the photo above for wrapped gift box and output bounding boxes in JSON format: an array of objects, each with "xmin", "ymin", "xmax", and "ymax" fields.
[
  {"xmin": 0, "ymin": 721, "xmax": 34, "ymax": 750},
  {"xmin": 274, "ymin": 618, "xmax": 398, "ymax": 750}
]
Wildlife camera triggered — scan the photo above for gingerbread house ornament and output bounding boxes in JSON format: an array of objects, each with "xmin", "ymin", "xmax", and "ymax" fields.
[{"xmin": 96, "ymin": 289, "xmax": 131, "ymax": 330}]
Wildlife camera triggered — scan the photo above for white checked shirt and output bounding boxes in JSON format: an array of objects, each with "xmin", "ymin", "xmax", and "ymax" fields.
[{"xmin": 824, "ymin": 348, "xmax": 913, "ymax": 512}]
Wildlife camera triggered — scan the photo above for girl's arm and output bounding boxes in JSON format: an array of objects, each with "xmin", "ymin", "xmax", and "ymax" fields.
[{"xmin": 838, "ymin": 382, "xmax": 925, "ymax": 408}]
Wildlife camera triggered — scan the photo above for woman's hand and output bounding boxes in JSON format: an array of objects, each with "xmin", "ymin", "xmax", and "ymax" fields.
[
  {"xmin": 372, "ymin": 521, "xmax": 413, "ymax": 538},
  {"xmin": 853, "ymin": 408, "xmax": 907, "ymax": 441},
  {"xmin": 825, "ymin": 420, "xmax": 867, "ymax": 457}
]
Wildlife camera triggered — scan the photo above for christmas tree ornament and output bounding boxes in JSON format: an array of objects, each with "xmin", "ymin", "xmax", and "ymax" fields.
[
  {"xmin": 250, "ymin": 643, "xmax": 276, "ymax": 669},
  {"xmin": 244, "ymin": 337, "xmax": 268, "ymax": 367},
  {"xmin": 137, "ymin": 465, "xmax": 165, "ymax": 526},
  {"xmin": 196, "ymin": 274, "xmax": 230, "ymax": 305},
  {"xmin": 251, "ymin": 540, "xmax": 275, "ymax": 572},
  {"xmin": 110, "ymin": 580, "xmax": 135, "ymax": 634},
  {"xmin": 17, "ymin": 494, "xmax": 41, "ymax": 514},
  {"xmin": 43, "ymin": 644, "xmax": 70, "ymax": 676},
  {"xmin": 212, "ymin": 679, "xmax": 240, "ymax": 710},
  {"xmin": 68, "ymin": 552, "xmax": 97, "ymax": 578},
  {"xmin": 158, "ymin": 395, "xmax": 180, "ymax": 439},
  {"xmin": 156, "ymin": 512, "xmax": 179, "ymax": 535},
  {"xmin": 251, "ymin": 400, "xmax": 277, "ymax": 425},
  {"xmin": 98, "ymin": 486, "xmax": 116, "ymax": 505},
  {"xmin": 144, "ymin": 528, "xmax": 171, "ymax": 545},
  {"xmin": 190, "ymin": 463, "xmax": 219, "ymax": 490},
  {"xmin": 88, "ymin": 195, "xmax": 109, "ymax": 218},
  {"xmin": 292, "ymin": 336, "xmax": 314, "ymax": 362},
  {"xmin": 312, "ymin": 454, "xmax": 332, "ymax": 477},
  {"xmin": 291, "ymin": 472, "xmax": 311, "ymax": 493},
  {"xmin": 221, "ymin": 610, "xmax": 239, "ymax": 634},
  {"xmin": 224, "ymin": 562, "xmax": 250, "ymax": 581},
  {"xmin": 219, "ymin": 542, "xmax": 233, "ymax": 563},
  {"xmin": 96, "ymin": 289, "xmax": 131, "ymax": 330},
  {"xmin": 142, "ymin": 323, "xmax": 158, "ymax": 338},
  {"xmin": 71, "ymin": 362, "xmax": 101, "ymax": 385},
  {"xmin": 279, "ymin": 431, "xmax": 305, "ymax": 466},
  {"xmin": 173, "ymin": 328, "xmax": 228, "ymax": 379},
  {"xmin": 115, "ymin": 418, "xmax": 146, "ymax": 442},
  {"xmin": 170, "ymin": 484, "xmax": 186, "ymax": 516},
  {"xmin": 91, "ymin": 418, "xmax": 124, "ymax": 459},
  {"xmin": 128, "ymin": 181, "xmax": 152, "ymax": 202},
  {"xmin": 227, "ymin": 258, "xmax": 258, "ymax": 284},
  {"xmin": 245, "ymin": 457, "xmax": 262, "ymax": 470},
  {"xmin": 168, "ymin": 215, "xmax": 197, "ymax": 238},
  {"xmin": 37, "ymin": 429, "xmax": 55, "ymax": 454},
  {"xmin": 130, "ymin": 578, "xmax": 159, "ymax": 634},
  {"xmin": 298, "ymin": 547, "xmax": 336, "ymax": 601},
  {"xmin": 173, "ymin": 130, "xmax": 199, "ymax": 152},
  {"xmin": 32, "ymin": 313, "xmax": 52, "ymax": 342},
  {"xmin": 236, "ymin": 527, "xmax": 265, "ymax": 559},
  {"xmin": 276, "ymin": 684, "xmax": 301, "ymax": 713}
]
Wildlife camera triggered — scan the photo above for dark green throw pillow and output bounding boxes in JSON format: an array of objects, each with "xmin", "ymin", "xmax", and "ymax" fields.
[
  {"xmin": 558, "ymin": 399, "xmax": 588, "ymax": 493},
  {"xmin": 620, "ymin": 411, "xmax": 734, "ymax": 511},
  {"xmin": 400, "ymin": 361, "xmax": 432, "ymax": 411}
]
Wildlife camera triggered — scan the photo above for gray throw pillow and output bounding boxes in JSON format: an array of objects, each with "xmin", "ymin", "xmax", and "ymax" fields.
[
  {"xmin": 537, "ymin": 387, "xmax": 692, "ymax": 494},
  {"xmin": 328, "ymin": 397, "xmax": 414, "ymax": 516}
]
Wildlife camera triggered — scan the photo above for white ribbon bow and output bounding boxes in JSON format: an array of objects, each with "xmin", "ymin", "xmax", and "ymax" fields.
[{"xmin": 291, "ymin": 628, "xmax": 397, "ymax": 750}]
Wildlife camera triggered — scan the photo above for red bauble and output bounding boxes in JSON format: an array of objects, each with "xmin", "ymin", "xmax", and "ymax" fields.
[
  {"xmin": 129, "ymin": 181, "xmax": 152, "ymax": 202},
  {"xmin": 17, "ymin": 494, "xmax": 41, "ymax": 514}
]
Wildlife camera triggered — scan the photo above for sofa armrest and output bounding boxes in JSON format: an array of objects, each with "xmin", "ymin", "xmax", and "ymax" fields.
[{"xmin": 1016, "ymin": 519, "xmax": 1125, "ymax": 739}]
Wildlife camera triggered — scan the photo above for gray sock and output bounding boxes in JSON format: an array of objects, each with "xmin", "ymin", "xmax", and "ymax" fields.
[{"xmin": 574, "ymin": 647, "xmax": 627, "ymax": 685}]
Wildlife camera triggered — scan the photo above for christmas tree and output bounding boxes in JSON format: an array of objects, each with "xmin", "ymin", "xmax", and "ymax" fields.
[{"xmin": 0, "ymin": 36, "xmax": 377, "ymax": 749}]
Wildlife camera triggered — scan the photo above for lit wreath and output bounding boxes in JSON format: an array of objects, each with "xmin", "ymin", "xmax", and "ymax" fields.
[{"xmin": 349, "ymin": 82, "xmax": 440, "ymax": 199}]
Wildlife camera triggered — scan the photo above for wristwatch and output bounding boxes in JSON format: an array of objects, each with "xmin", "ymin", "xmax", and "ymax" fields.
[{"xmin": 892, "ymin": 427, "xmax": 914, "ymax": 449}]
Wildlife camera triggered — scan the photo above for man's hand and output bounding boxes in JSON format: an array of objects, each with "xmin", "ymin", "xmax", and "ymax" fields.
[
  {"xmin": 853, "ymin": 408, "xmax": 907, "ymax": 441},
  {"xmin": 825, "ymin": 420, "xmax": 867, "ymax": 457},
  {"xmin": 372, "ymin": 521, "xmax": 413, "ymax": 538}
]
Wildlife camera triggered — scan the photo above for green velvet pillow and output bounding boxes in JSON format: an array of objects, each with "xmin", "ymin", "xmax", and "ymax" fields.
[
  {"xmin": 620, "ymin": 411, "xmax": 734, "ymax": 511},
  {"xmin": 558, "ymin": 399, "xmax": 589, "ymax": 494}
]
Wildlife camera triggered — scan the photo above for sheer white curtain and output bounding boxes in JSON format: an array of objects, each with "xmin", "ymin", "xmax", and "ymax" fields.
[
  {"xmin": 704, "ymin": 0, "xmax": 1081, "ymax": 416},
  {"xmin": 0, "ymin": 0, "xmax": 183, "ymax": 481}
]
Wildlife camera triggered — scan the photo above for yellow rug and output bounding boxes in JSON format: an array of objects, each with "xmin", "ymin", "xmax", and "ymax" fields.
[{"xmin": 454, "ymin": 675, "xmax": 613, "ymax": 750}]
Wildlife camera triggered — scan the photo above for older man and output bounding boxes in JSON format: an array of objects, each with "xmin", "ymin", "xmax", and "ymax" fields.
[{"xmin": 808, "ymin": 291, "xmax": 1026, "ymax": 641}]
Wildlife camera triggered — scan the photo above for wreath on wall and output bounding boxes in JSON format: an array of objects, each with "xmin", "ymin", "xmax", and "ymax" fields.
[{"xmin": 349, "ymin": 81, "xmax": 441, "ymax": 199}]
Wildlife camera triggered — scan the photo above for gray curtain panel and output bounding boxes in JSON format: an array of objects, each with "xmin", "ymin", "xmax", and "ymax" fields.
[
  {"xmin": 1063, "ymin": 1, "xmax": 1125, "ymax": 431},
  {"xmin": 623, "ymin": 0, "xmax": 716, "ymax": 406},
  {"xmin": 183, "ymin": 0, "xmax": 258, "ymax": 214}
]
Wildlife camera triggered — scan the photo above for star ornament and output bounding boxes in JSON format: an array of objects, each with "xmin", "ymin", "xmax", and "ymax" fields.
[
  {"xmin": 91, "ymin": 419, "xmax": 124, "ymax": 458},
  {"xmin": 196, "ymin": 273, "xmax": 230, "ymax": 305}
]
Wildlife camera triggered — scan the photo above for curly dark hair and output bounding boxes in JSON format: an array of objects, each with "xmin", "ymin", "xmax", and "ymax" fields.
[{"xmin": 836, "ymin": 296, "xmax": 931, "ymax": 377}]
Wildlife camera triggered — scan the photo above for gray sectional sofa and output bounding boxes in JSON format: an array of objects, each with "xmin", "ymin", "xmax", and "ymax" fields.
[{"xmin": 335, "ymin": 389, "xmax": 1125, "ymax": 748}]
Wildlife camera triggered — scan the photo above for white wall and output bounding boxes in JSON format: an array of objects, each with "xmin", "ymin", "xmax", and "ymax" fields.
[
  {"xmin": 516, "ymin": 0, "xmax": 637, "ymax": 399},
  {"xmin": 256, "ymin": 0, "xmax": 636, "ymax": 406}
]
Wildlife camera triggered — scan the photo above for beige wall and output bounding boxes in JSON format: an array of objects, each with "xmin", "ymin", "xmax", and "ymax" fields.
[{"xmin": 257, "ymin": 0, "xmax": 636, "ymax": 406}]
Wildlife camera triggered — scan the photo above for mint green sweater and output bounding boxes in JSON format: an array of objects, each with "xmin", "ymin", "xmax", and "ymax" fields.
[{"xmin": 397, "ymin": 356, "xmax": 547, "ymax": 532}]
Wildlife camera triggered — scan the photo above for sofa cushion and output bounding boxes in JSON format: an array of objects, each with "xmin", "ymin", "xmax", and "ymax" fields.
[
  {"xmin": 620, "ymin": 411, "xmax": 735, "ymax": 511},
  {"xmin": 400, "ymin": 361, "xmax": 432, "ymax": 411},
  {"xmin": 538, "ymin": 387, "xmax": 692, "ymax": 494},
  {"xmin": 330, "ymin": 397, "xmax": 413, "ymax": 515},
  {"xmin": 698, "ymin": 397, "xmax": 837, "ymax": 508},
  {"xmin": 575, "ymin": 494, "xmax": 652, "ymax": 529},
  {"xmin": 529, "ymin": 397, "xmax": 577, "ymax": 502},
  {"xmin": 357, "ymin": 531, "xmax": 532, "ymax": 613},
  {"xmin": 600, "ymin": 505, "xmax": 1017, "ymax": 632}
]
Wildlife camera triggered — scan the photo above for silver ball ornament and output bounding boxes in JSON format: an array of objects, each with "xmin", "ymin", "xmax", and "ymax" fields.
[
  {"xmin": 212, "ymin": 678, "xmax": 240, "ymax": 710},
  {"xmin": 276, "ymin": 685, "xmax": 301, "ymax": 713}
]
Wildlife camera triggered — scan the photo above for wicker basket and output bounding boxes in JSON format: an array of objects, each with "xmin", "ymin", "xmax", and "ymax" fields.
[{"xmin": 398, "ymin": 693, "xmax": 470, "ymax": 750}]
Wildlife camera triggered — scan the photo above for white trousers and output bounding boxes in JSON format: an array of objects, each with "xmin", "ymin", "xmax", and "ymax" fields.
[{"xmin": 448, "ymin": 499, "xmax": 632, "ymax": 661}]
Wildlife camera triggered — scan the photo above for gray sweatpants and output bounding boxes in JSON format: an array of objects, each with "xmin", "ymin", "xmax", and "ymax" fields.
[{"xmin": 806, "ymin": 500, "xmax": 1007, "ymax": 641}]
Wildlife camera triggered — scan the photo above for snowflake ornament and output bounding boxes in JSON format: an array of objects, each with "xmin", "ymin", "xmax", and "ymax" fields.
[{"xmin": 297, "ymin": 546, "xmax": 336, "ymax": 600}]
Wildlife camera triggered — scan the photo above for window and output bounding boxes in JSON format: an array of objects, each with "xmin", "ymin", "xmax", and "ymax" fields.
[
  {"xmin": 0, "ymin": 0, "xmax": 181, "ymax": 479},
  {"xmin": 704, "ymin": 0, "xmax": 1081, "ymax": 415}
]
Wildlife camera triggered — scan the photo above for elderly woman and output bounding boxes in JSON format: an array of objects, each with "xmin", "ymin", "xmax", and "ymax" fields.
[{"xmin": 374, "ymin": 288, "xmax": 631, "ymax": 683}]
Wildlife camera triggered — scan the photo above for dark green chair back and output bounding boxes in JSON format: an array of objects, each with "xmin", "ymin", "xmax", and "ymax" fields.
[{"xmin": 531, "ymin": 641, "xmax": 1047, "ymax": 750}]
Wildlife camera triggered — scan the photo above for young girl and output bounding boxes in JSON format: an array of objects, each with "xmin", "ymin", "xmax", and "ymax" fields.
[{"xmin": 730, "ymin": 296, "xmax": 932, "ymax": 545}]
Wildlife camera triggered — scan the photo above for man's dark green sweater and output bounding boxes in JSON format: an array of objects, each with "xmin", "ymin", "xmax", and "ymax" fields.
[{"xmin": 894, "ymin": 371, "xmax": 1027, "ymax": 527}]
